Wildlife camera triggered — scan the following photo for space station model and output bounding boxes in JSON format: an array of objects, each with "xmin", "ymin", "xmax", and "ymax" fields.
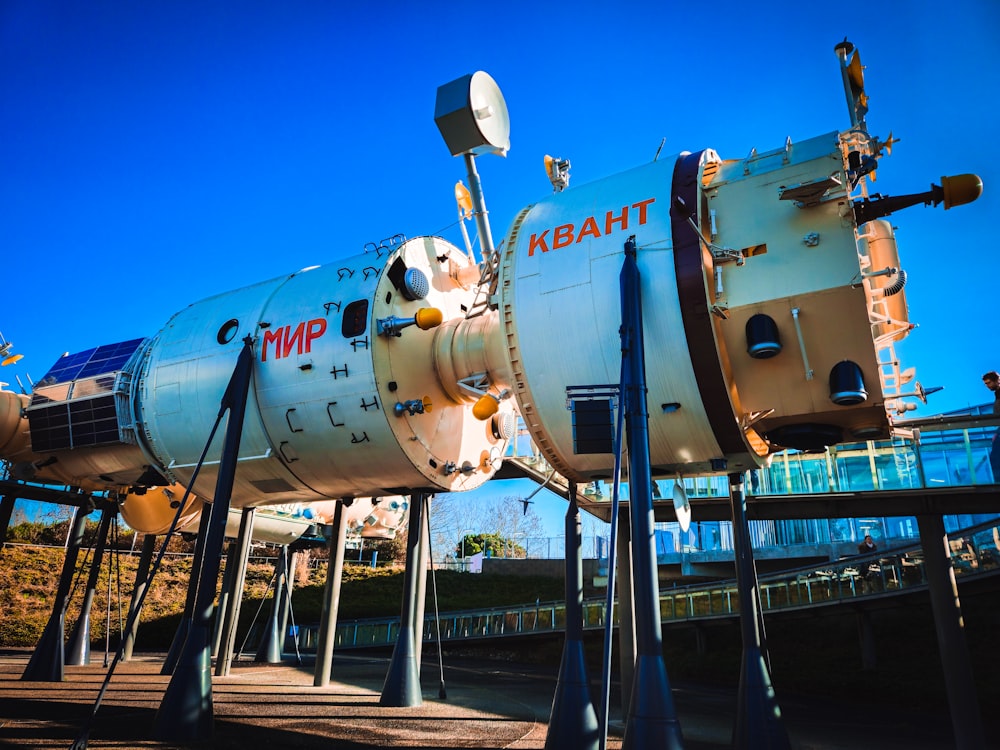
[{"xmin": 0, "ymin": 42, "xmax": 981, "ymax": 532}]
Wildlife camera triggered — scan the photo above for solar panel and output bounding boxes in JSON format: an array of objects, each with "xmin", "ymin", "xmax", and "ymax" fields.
[
  {"xmin": 38, "ymin": 338, "xmax": 145, "ymax": 385},
  {"xmin": 27, "ymin": 338, "xmax": 146, "ymax": 451}
]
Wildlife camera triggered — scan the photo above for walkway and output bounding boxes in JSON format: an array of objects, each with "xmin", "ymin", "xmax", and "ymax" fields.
[{"xmin": 0, "ymin": 651, "xmax": 963, "ymax": 749}]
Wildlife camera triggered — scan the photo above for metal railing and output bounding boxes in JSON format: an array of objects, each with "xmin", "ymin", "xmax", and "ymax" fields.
[{"xmin": 292, "ymin": 518, "xmax": 1000, "ymax": 651}]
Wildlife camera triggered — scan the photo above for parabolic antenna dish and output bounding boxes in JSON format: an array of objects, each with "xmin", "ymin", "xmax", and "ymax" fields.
[
  {"xmin": 673, "ymin": 482, "xmax": 691, "ymax": 533},
  {"xmin": 434, "ymin": 70, "xmax": 510, "ymax": 157}
]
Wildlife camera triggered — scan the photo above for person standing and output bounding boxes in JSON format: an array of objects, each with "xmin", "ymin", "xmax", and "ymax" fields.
[
  {"xmin": 857, "ymin": 533, "xmax": 877, "ymax": 555},
  {"xmin": 983, "ymin": 371, "xmax": 1000, "ymax": 482},
  {"xmin": 856, "ymin": 533, "xmax": 879, "ymax": 592}
]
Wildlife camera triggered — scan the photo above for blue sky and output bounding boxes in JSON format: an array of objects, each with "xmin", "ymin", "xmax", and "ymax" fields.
[{"xmin": 2, "ymin": 2, "xmax": 998, "ymax": 538}]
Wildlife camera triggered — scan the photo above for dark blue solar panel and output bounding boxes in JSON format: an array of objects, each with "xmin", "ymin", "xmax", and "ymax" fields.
[{"xmin": 38, "ymin": 338, "xmax": 145, "ymax": 384}]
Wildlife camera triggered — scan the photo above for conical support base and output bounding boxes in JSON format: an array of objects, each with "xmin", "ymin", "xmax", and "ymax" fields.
[
  {"xmin": 379, "ymin": 493, "xmax": 425, "ymax": 708},
  {"xmin": 733, "ymin": 648, "xmax": 790, "ymax": 749},
  {"xmin": 65, "ymin": 608, "xmax": 93, "ymax": 666},
  {"xmin": 21, "ymin": 613, "xmax": 66, "ymax": 682},
  {"xmin": 622, "ymin": 654, "xmax": 684, "ymax": 750},
  {"xmin": 379, "ymin": 625, "xmax": 422, "ymax": 707},
  {"xmin": 254, "ymin": 617, "xmax": 283, "ymax": 664},
  {"xmin": 152, "ymin": 624, "xmax": 214, "ymax": 741},
  {"xmin": 544, "ymin": 639, "xmax": 599, "ymax": 750},
  {"xmin": 161, "ymin": 615, "xmax": 191, "ymax": 675},
  {"xmin": 255, "ymin": 551, "xmax": 288, "ymax": 664}
]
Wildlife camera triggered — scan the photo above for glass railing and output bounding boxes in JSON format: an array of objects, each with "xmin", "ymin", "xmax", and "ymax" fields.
[
  {"xmin": 538, "ymin": 418, "xmax": 1000, "ymax": 501},
  {"xmin": 290, "ymin": 518, "xmax": 1000, "ymax": 652},
  {"xmin": 497, "ymin": 414, "xmax": 1000, "ymax": 560}
]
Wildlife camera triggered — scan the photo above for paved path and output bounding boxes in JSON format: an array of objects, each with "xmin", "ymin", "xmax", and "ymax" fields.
[{"xmin": 0, "ymin": 651, "xmax": 975, "ymax": 749}]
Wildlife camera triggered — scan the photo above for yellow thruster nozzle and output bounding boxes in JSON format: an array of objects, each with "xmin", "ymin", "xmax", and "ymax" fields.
[
  {"xmin": 941, "ymin": 174, "xmax": 983, "ymax": 210},
  {"xmin": 415, "ymin": 307, "xmax": 444, "ymax": 330},
  {"xmin": 472, "ymin": 394, "xmax": 500, "ymax": 420}
]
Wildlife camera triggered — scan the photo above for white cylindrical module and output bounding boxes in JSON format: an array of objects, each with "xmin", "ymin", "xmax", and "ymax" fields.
[
  {"xmin": 490, "ymin": 153, "xmax": 764, "ymax": 480},
  {"xmin": 118, "ymin": 488, "xmax": 407, "ymax": 541},
  {"xmin": 438, "ymin": 130, "xmax": 909, "ymax": 478},
  {"xmin": 134, "ymin": 236, "xmax": 514, "ymax": 505}
]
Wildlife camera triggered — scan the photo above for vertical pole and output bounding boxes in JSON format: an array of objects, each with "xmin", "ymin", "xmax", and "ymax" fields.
[
  {"xmin": 729, "ymin": 472, "xmax": 790, "ymax": 750},
  {"xmin": 462, "ymin": 153, "xmax": 496, "ymax": 260},
  {"xmin": 619, "ymin": 237, "xmax": 684, "ymax": 750},
  {"xmin": 916, "ymin": 514, "xmax": 986, "ymax": 749},
  {"xmin": 282, "ymin": 550, "xmax": 299, "ymax": 651},
  {"xmin": 0, "ymin": 493, "xmax": 16, "ymax": 553},
  {"xmin": 544, "ymin": 484, "xmax": 599, "ymax": 750},
  {"xmin": 22, "ymin": 503, "xmax": 93, "ymax": 682},
  {"xmin": 314, "ymin": 501, "xmax": 348, "ymax": 687},
  {"xmin": 66, "ymin": 505, "xmax": 116, "ymax": 665},
  {"xmin": 215, "ymin": 507, "xmax": 254, "ymax": 677},
  {"xmin": 212, "ymin": 540, "xmax": 237, "ymax": 658},
  {"xmin": 255, "ymin": 548, "xmax": 288, "ymax": 663},
  {"xmin": 153, "ymin": 337, "xmax": 255, "ymax": 742},
  {"xmin": 615, "ymin": 505, "xmax": 636, "ymax": 720},
  {"xmin": 161, "ymin": 502, "xmax": 212, "ymax": 675},
  {"xmin": 414, "ymin": 496, "xmax": 431, "ymax": 673},
  {"xmin": 123, "ymin": 533, "xmax": 157, "ymax": 661},
  {"xmin": 380, "ymin": 493, "xmax": 425, "ymax": 707}
]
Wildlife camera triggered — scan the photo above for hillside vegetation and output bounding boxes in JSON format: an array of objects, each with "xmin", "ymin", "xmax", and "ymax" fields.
[{"xmin": 0, "ymin": 543, "xmax": 564, "ymax": 649}]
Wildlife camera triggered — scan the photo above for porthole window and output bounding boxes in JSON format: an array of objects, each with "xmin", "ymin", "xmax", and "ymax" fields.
[
  {"xmin": 342, "ymin": 299, "xmax": 369, "ymax": 338},
  {"xmin": 217, "ymin": 319, "xmax": 239, "ymax": 345}
]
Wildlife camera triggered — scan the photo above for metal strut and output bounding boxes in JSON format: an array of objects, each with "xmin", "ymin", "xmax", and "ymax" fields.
[
  {"xmin": 618, "ymin": 236, "xmax": 684, "ymax": 749},
  {"xmin": 152, "ymin": 336, "xmax": 257, "ymax": 742}
]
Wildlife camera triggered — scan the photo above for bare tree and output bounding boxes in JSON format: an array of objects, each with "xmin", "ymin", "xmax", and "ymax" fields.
[{"xmin": 430, "ymin": 493, "xmax": 544, "ymax": 560}]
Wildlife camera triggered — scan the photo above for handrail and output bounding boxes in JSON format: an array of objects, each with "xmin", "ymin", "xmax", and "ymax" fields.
[{"xmin": 290, "ymin": 518, "xmax": 1000, "ymax": 652}]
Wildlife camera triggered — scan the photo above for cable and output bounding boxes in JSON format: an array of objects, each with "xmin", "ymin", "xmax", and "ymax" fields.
[
  {"xmin": 69, "ymin": 406, "xmax": 227, "ymax": 750},
  {"xmin": 598, "ymin": 357, "xmax": 628, "ymax": 750},
  {"xmin": 102, "ymin": 516, "xmax": 115, "ymax": 668},
  {"xmin": 283, "ymin": 547, "xmax": 302, "ymax": 666},
  {"xmin": 236, "ymin": 561, "xmax": 280, "ymax": 660},
  {"xmin": 424, "ymin": 495, "xmax": 447, "ymax": 700},
  {"xmin": 65, "ymin": 514, "xmax": 94, "ymax": 617}
]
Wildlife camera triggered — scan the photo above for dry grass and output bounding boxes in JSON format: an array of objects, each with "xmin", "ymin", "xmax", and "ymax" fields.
[{"xmin": 0, "ymin": 543, "xmax": 565, "ymax": 650}]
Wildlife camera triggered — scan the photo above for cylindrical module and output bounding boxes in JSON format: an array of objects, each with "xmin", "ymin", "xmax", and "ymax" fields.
[
  {"xmin": 477, "ymin": 129, "xmax": 902, "ymax": 479},
  {"xmin": 133, "ymin": 236, "xmax": 514, "ymax": 505},
  {"xmin": 493, "ymin": 153, "xmax": 764, "ymax": 480}
]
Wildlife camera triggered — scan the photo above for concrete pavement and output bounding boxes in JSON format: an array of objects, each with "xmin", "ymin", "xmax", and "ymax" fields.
[{"xmin": 0, "ymin": 650, "xmax": 971, "ymax": 749}]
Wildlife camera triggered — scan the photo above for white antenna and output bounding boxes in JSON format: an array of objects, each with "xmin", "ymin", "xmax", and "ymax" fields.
[
  {"xmin": 434, "ymin": 71, "xmax": 511, "ymax": 262},
  {"xmin": 672, "ymin": 480, "xmax": 691, "ymax": 533}
]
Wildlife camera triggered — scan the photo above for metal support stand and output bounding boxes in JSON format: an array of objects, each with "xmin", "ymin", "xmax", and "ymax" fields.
[
  {"xmin": 122, "ymin": 533, "xmax": 157, "ymax": 661},
  {"xmin": 212, "ymin": 541, "xmax": 237, "ymax": 659},
  {"xmin": 0, "ymin": 493, "xmax": 15, "ymax": 552},
  {"xmin": 615, "ymin": 506, "xmax": 636, "ymax": 721},
  {"xmin": 66, "ymin": 506, "xmax": 116, "ymax": 665},
  {"xmin": 161, "ymin": 501, "xmax": 212, "ymax": 675},
  {"xmin": 283, "ymin": 550, "xmax": 299, "ymax": 651},
  {"xmin": 413, "ymin": 497, "xmax": 431, "ymax": 674},
  {"xmin": 619, "ymin": 237, "xmax": 684, "ymax": 749},
  {"xmin": 380, "ymin": 492, "xmax": 426, "ymax": 707},
  {"xmin": 22, "ymin": 503, "xmax": 93, "ymax": 682},
  {"xmin": 215, "ymin": 508, "xmax": 254, "ymax": 676},
  {"xmin": 314, "ymin": 501, "xmax": 348, "ymax": 687},
  {"xmin": 544, "ymin": 485, "xmax": 599, "ymax": 750},
  {"xmin": 728, "ymin": 472, "xmax": 790, "ymax": 750},
  {"xmin": 152, "ymin": 337, "xmax": 255, "ymax": 742},
  {"xmin": 917, "ymin": 514, "xmax": 986, "ymax": 749},
  {"xmin": 255, "ymin": 547, "xmax": 289, "ymax": 663}
]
